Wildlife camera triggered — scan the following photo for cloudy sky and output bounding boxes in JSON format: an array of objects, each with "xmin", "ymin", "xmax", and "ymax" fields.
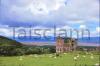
[{"xmin": 0, "ymin": 0, "xmax": 99, "ymax": 38}]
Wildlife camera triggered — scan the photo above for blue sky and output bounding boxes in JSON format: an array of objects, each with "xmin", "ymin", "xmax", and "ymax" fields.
[{"xmin": 0, "ymin": 0, "xmax": 100, "ymax": 38}]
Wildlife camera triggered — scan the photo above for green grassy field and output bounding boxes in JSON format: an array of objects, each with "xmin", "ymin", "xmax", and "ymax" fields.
[{"xmin": 0, "ymin": 52, "xmax": 99, "ymax": 66}]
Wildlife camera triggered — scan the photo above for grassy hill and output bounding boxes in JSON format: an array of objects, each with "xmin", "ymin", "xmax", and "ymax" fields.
[
  {"xmin": 0, "ymin": 36, "xmax": 24, "ymax": 56},
  {"xmin": 0, "ymin": 36, "xmax": 56, "ymax": 56},
  {"xmin": 0, "ymin": 36, "xmax": 23, "ymax": 46}
]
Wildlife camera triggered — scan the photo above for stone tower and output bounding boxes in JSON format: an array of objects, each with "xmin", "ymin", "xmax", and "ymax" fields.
[
  {"xmin": 56, "ymin": 37, "xmax": 64, "ymax": 53},
  {"xmin": 56, "ymin": 37, "xmax": 77, "ymax": 53}
]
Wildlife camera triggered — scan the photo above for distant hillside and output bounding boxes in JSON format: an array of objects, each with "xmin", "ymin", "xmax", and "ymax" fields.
[{"xmin": 0, "ymin": 36, "xmax": 23, "ymax": 46}]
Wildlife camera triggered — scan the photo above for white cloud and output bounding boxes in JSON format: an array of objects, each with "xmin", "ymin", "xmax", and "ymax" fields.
[
  {"xmin": 0, "ymin": 24, "xmax": 12, "ymax": 37},
  {"xmin": 0, "ymin": 0, "xmax": 99, "ymax": 26},
  {"xmin": 28, "ymin": 0, "xmax": 66, "ymax": 15},
  {"xmin": 96, "ymin": 27, "xmax": 100, "ymax": 32},
  {"xmin": 0, "ymin": 0, "xmax": 99, "ymax": 38},
  {"xmin": 0, "ymin": 24, "xmax": 9, "ymax": 28},
  {"xmin": 0, "ymin": 25, "xmax": 99, "ymax": 38},
  {"xmin": 79, "ymin": 25, "xmax": 86, "ymax": 29},
  {"xmin": 0, "ymin": 28, "xmax": 13, "ymax": 37},
  {"xmin": 90, "ymin": 31, "xmax": 100, "ymax": 37},
  {"xmin": 0, "ymin": 25, "xmax": 71, "ymax": 37},
  {"xmin": 88, "ymin": 27, "xmax": 100, "ymax": 37},
  {"xmin": 67, "ymin": 20, "xmax": 84, "ymax": 24}
]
